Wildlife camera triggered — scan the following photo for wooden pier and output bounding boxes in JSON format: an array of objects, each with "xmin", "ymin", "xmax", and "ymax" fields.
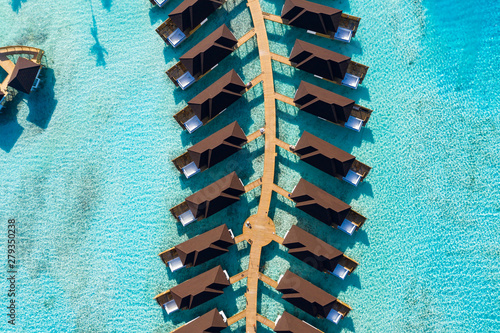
[{"xmin": 161, "ymin": 0, "xmax": 368, "ymax": 330}]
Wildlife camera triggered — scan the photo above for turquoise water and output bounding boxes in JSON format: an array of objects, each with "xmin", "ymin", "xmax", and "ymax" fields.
[{"xmin": 1, "ymin": 0, "xmax": 499, "ymax": 332}]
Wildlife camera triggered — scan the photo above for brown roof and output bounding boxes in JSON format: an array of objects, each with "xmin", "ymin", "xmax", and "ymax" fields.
[
  {"xmin": 180, "ymin": 24, "xmax": 237, "ymax": 77},
  {"xmin": 8, "ymin": 57, "xmax": 41, "ymax": 94},
  {"xmin": 173, "ymin": 308, "xmax": 227, "ymax": 333},
  {"xmin": 294, "ymin": 81, "xmax": 354, "ymax": 123},
  {"xmin": 277, "ymin": 270, "xmax": 337, "ymax": 318},
  {"xmin": 188, "ymin": 121, "xmax": 247, "ymax": 169},
  {"xmin": 283, "ymin": 225, "xmax": 343, "ymax": 272},
  {"xmin": 289, "ymin": 39, "xmax": 350, "ymax": 81},
  {"xmin": 170, "ymin": 265, "xmax": 230, "ymax": 309},
  {"xmin": 294, "ymin": 131, "xmax": 355, "ymax": 177},
  {"xmin": 281, "ymin": 0, "xmax": 342, "ymax": 34},
  {"xmin": 290, "ymin": 178, "xmax": 351, "ymax": 227},
  {"xmin": 169, "ymin": 0, "xmax": 223, "ymax": 32},
  {"xmin": 188, "ymin": 69, "xmax": 246, "ymax": 122},
  {"xmin": 175, "ymin": 224, "xmax": 235, "ymax": 267},
  {"xmin": 186, "ymin": 171, "xmax": 245, "ymax": 219},
  {"xmin": 274, "ymin": 311, "xmax": 322, "ymax": 333}
]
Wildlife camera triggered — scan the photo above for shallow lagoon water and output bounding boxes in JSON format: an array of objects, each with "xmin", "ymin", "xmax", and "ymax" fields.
[{"xmin": 0, "ymin": 0, "xmax": 499, "ymax": 332}]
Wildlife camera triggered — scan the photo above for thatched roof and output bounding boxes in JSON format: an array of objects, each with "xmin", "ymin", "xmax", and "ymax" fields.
[
  {"xmin": 180, "ymin": 24, "xmax": 237, "ymax": 77},
  {"xmin": 188, "ymin": 121, "xmax": 247, "ymax": 169},
  {"xmin": 173, "ymin": 308, "xmax": 227, "ymax": 333},
  {"xmin": 274, "ymin": 311, "xmax": 321, "ymax": 333},
  {"xmin": 294, "ymin": 131, "xmax": 355, "ymax": 177},
  {"xmin": 8, "ymin": 57, "xmax": 41, "ymax": 94},
  {"xmin": 186, "ymin": 171, "xmax": 245, "ymax": 219},
  {"xmin": 283, "ymin": 225, "xmax": 344, "ymax": 272},
  {"xmin": 289, "ymin": 39, "xmax": 350, "ymax": 81},
  {"xmin": 281, "ymin": 0, "xmax": 342, "ymax": 34},
  {"xmin": 277, "ymin": 270, "xmax": 338, "ymax": 318},
  {"xmin": 169, "ymin": 0, "xmax": 224, "ymax": 32},
  {"xmin": 294, "ymin": 80, "xmax": 354, "ymax": 124},
  {"xmin": 168, "ymin": 265, "xmax": 229, "ymax": 309},
  {"xmin": 174, "ymin": 224, "xmax": 235, "ymax": 267},
  {"xmin": 188, "ymin": 69, "xmax": 246, "ymax": 122},
  {"xmin": 290, "ymin": 178, "xmax": 351, "ymax": 227}
]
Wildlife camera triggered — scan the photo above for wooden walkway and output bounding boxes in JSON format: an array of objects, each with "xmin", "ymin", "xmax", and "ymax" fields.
[
  {"xmin": 257, "ymin": 314, "xmax": 276, "ymax": 329},
  {"xmin": 274, "ymin": 92, "xmax": 294, "ymax": 106},
  {"xmin": 270, "ymin": 52, "xmax": 292, "ymax": 66},
  {"xmin": 275, "ymin": 138, "xmax": 293, "ymax": 153},
  {"xmin": 236, "ymin": 29, "xmax": 256, "ymax": 49},
  {"xmin": 258, "ymin": 272, "xmax": 278, "ymax": 288},
  {"xmin": 272, "ymin": 184, "xmax": 292, "ymax": 201},
  {"xmin": 244, "ymin": 0, "xmax": 280, "ymax": 330},
  {"xmin": 244, "ymin": 178, "xmax": 262, "ymax": 193},
  {"xmin": 230, "ymin": 270, "xmax": 248, "ymax": 284},
  {"xmin": 228, "ymin": 310, "xmax": 246, "ymax": 325},
  {"xmin": 246, "ymin": 129, "xmax": 263, "ymax": 143}
]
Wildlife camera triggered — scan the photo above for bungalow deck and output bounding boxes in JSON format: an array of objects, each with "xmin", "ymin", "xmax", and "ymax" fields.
[
  {"xmin": 166, "ymin": 61, "xmax": 190, "ymax": 86},
  {"xmin": 156, "ymin": 18, "xmax": 205, "ymax": 45},
  {"xmin": 159, "ymin": 247, "xmax": 178, "ymax": 265},
  {"xmin": 170, "ymin": 201, "xmax": 190, "ymax": 220},
  {"xmin": 339, "ymin": 13, "xmax": 361, "ymax": 37},
  {"xmin": 346, "ymin": 209, "xmax": 367, "ymax": 229}
]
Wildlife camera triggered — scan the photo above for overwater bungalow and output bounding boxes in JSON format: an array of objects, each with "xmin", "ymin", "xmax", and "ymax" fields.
[
  {"xmin": 293, "ymin": 80, "xmax": 372, "ymax": 131},
  {"xmin": 172, "ymin": 308, "xmax": 228, "ymax": 333},
  {"xmin": 276, "ymin": 270, "xmax": 351, "ymax": 324},
  {"xmin": 167, "ymin": 24, "xmax": 237, "ymax": 90},
  {"xmin": 292, "ymin": 131, "xmax": 371, "ymax": 186},
  {"xmin": 283, "ymin": 225, "xmax": 358, "ymax": 279},
  {"xmin": 290, "ymin": 178, "xmax": 366, "ymax": 235},
  {"xmin": 274, "ymin": 311, "xmax": 322, "ymax": 333},
  {"xmin": 156, "ymin": 0, "xmax": 225, "ymax": 47},
  {"xmin": 173, "ymin": 70, "xmax": 247, "ymax": 133},
  {"xmin": 172, "ymin": 121, "xmax": 248, "ymax": 178},
  {"xmin": 281, "ymin": 0, "xmax": 360, "ymax": 43},
  {"xmin": 159, "ymin": 224, "xmax": 235, "ymax": 272},
  {"xmin": 8, "ymin": 57, "xmax": 42, "ymax": 94},
  {"xmin": 289, "ymin": 39, "xmax": 368, "ymax": 89},
  {"xmin": 170, "ymin": 171, "xmax": 245, "ymax": 226},
  {"xmin": 154, "ymin": 265, "xmax": 230, "ymax": 314}
]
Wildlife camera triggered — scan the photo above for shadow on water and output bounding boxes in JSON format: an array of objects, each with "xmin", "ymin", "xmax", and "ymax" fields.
[
  {"xmin": 27, "ymin": 67, "xmax": 57, "ymax": 129},
  {"xmin": 10, "ymin": 0, "xmax": 27, "ymax": 13},
  {"xmin": 0, "ymin": 112, "xmax": 24, "ymax": 152},
  {"xmin": 148, "ymin": 0, "xmax": 183, "ymax": 25},
  {"xmin": 0, "ymin": 66, "xmax": 57, "ymax": 151},
  {"xmin": 100, "ymin": 0, "xmax": 111, "ymax": 10},
  {"xmin": 90, "ymin": 3, "xmax": 108, "ymax": 67}
]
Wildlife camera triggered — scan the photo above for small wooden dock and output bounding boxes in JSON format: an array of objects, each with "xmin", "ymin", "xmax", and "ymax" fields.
[
  {"xmin": 169, "ymin": 201, "xmax": 190, "ymax": 220},
  {"xmin": 171, "ymin": 152, "xmax": 193, "ymax": 172},
  {"xmin": 347, "ymin": 61, "xmax": 369, "ymax": 84},
  {"xmin": 158, "ymin": 247, "xmax": 177, "ymax": 265},
  {"xmin": 339, "ymin": 13, "xmax": 361, "ymax": 37},
  {"xmin": 166, "ymin": 61, "xmax": 188, "ymax": 86},
  {"xmin": 156, "ymin": 18, "xmax": 206, "ymax": 45}
]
